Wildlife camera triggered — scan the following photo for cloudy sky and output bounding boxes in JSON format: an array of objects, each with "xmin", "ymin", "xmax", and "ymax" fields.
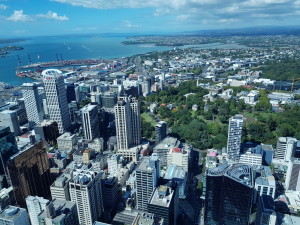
[{"xmin": 1, "ymin": 0, "xmax": 300, "ymax": 37}]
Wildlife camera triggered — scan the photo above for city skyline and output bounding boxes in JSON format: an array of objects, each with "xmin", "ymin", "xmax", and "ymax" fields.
[{"xmin": 1, "ymin": 0, "xmax": 300, "ymax": 37}]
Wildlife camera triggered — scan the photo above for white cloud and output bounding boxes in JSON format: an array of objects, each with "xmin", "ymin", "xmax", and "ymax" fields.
[
  {"xmin": 0, "ymin": 4, "xmax": 7, "ymax": 10},
  {"xmin": 6, "ymin": 10, "xmax": 33, "ymax": 22},
  {"xmin": 123, "ymin": 20, "xmax": 140, "ymax": 28},
  {"xmin": 37, "ymin": 11, "xmax": 69, "ymax": 21},
  {"xmin": 218, "ymin": 18, "xmax": 239, "ymax": 23}
]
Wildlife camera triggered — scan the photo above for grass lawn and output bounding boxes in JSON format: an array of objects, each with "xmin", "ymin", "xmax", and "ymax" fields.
[{"xmin": 141, "ymin": 112, "xmax": 157, "ymax": 126}]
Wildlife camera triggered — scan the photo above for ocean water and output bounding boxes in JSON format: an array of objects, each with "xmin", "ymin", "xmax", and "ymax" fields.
[{"xmin": 0, "ymin": 35, "xmax": 247, "ymax": 85}]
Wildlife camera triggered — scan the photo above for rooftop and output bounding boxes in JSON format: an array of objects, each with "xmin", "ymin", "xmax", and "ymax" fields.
[
  {"xmin": 149, "ymin": 185, "xmax": 174, "ymax": 208},
  {"xmin": 0, "ymin": 206, "xmax": 27, "ymax": 221},
  {"xmin": 155, "ymin": 137, "xmax": 180, "ymax": 149},
  {"xmin": 165, "ymin": 164, "xmax": 187, "ymax": 179}
]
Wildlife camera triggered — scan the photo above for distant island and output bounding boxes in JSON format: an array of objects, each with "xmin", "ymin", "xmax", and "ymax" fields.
[
  {"xmin": 0, "ymin": 46, "xmax": 24, "ymax": 57},
  {"xmin": 0, "ymin": 38, "xmax": 28, "ymax": 44}
]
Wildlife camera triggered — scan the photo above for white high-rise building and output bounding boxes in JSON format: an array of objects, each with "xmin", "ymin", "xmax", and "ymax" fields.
[
  {"xmin": 274, "ymin": 137, "xmax": 297, "ymax": 161},
  {"xmin": 81, "ymin": 104, "xmax": 100, "ymax": 141},
  {"xmin": 114, "ymin": 96, "xmax": 141, "ymax": 150},
  {"xmin": 42, "ymin": 69, "xmax": 71, "ymax": 134},
  {"xmin": 22, "ymin": 83, "xmax": 44, "ymax": 128},
  {"xmin": 226, "ymin": 114, "xmax": 244, "ymax": 162},
  {"xmin": 69, "ymin": 168, "xmax": 104, "ymax": 225},
  {"xmin": 25, "ymin": 196, "xmax": 49, "ymax": 225},
  {"xmin": 167, "ymin": 146, "xmax": 190, "ymax": 171},
  {"xmin": 135, "ymin": 154, "xmax": 160, "ymax": 211}
]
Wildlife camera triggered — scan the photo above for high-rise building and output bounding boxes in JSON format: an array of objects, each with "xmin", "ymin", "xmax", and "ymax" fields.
[
  {"xmin": 167, "ymin": 146, "xmax": 190, "ymax": 171},
  {"xmin": 69, "ymin": 168, "xmax": 104, "ymax": 225},
  {"xmin": 26, "ymin": 196, "xmax": 49, "ymax": 225},
  {"xmin": 7, "ymin": 141, "xmax": 52, "ymax": 208},
  {"xmin": 34, "ymin": 120, "xmax": 59, "ymax": 146},
  {"xmin": 0, "ymin": 110, "xmax": 21, "ymax": 136},
  {"xmin": 114, "ymin": 96, "xmax": 140, "ymax": 151},
  {"xmin": 255, "ymin": 166, "xmax": 276, "ymax": 199},
  {"xmin": 0, "ymin": 187, "xmax": 15, "ymax": 211},
  {"xmin": 204, "ymin": 164, "xmax": 255, "ymax": 225},
  {"xmin": 21, "ymin": 83, "xmax": 44, "ymax": 128},
  {"xmin": 285, "ymin": 158, "xmax": 300, "ymax": 191},
  {"xmin": 102, "ymin": 177, "xmax": 119, "ymax": 223},
  {"xmin": 274, "ymin": 137, "xmax": 297, "ymax": 161},
  {"xmin": 0, "ymin": 205, "xmax": 30, "ymax": 225},
  {"xmin": 100, "ymin": 92, "xmax": 117, "ymax": 108},
  {"xmin": 155, "ymin": 121, "xmax": 167, "ymax": 143},
  {"xmin": 37, "ymin": 199, "xmax": 79, "ymax": 225},
  {"xmin": 226, "ymin": 114, "xmax": 244, "ymax": 161},
  {"xmin": 136, "ymin": 155, "xmax": 160, "ymax": 211},
  {"xmin": 81, "ymin": 104, "xmax": 100, "ymax": 141},
  {"xmin": 0, "ymin": 127, "xmax": 18, "ymax": 179},
  {"xmin": 148, "ymin": 183, "xmax": 179, "ymax": 225},
  {"xmin": 42, "ymin": 69, "xmax": 71, "ymax": 134},
  {"xmin": 255, "ymin": 195, "xmax": 276, "ymax": 225}
]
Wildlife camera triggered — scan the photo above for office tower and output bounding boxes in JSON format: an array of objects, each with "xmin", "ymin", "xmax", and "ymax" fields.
[
  {"xmin": 136, "ymin": 155, "xmax": 160, "ymax": 211},
  {"xmin": 165, "ymin": 165, "xmax": 188, "ymax": 199},
  {"xmin": 50, "ymin": 171, "xmax": 72, "ymax": 201},
  {"xmin": 81, "ymin": 104, "xmax": 100, "ymax": 141},
  {"xmin": 274, "ymin": 137, "xmax": 297, "ymax": 161},
  {"xmin": 38, "ymin": 199, "xmax": 79, "ymax": 225},
  {"xmin": 100, "ymin": 92, "xmax": 117, "ymax": 108},
  {"xmin": 285, "ymin": 158, "xmax": 300, "ymax": 191},
  {"xmin": 0, "ymin": 110, "xmax": 21, "ymax": 136},
  {"xmin": 66, "ymin": 83, "xmax": 76, "ymax": 103},
  {"xmin": 102, "ymin": 177, "xmax": 119, "ymax": 222},
  {"xmin": 226, "ymin": 114, "xmax": 244, "ymax": 161},
  {"xmin": 26, "ymin": 196, "xmax": 49, "ymax": 225},
  {"xmin": 148, "ymin": 183, "xmax": 179, "ymax": 225},
  {"xmin": 57, "ymin": 132, "xmax": 77, "ymax": 150},
  {"xmin": 69, "ymin": 101, "xmax": 79, "ymax": 124},
  {"xmin": 0, "ymin": 187, "xmax": 15, "ymax": 211},
  {"xmin": 69, "ymin": 168, "xmax": 104, "ymax": 225},
  {"xmin": 7, "ymin": 141, "xmax": 52, "ymax": 208},
  {"xmin": 42, "ymin": 69, "xmax": 71, "ymax": 134},
  {"xmin": 0, "ymin": 127, "xmax": 18, "ymax": 180},
  {"xmin": 255, "ymin": 166, "xmax": 276, "ymax": 199},
  {"xmin": 204, "ymin": 164, "xmax": 255, "ymax": 225},
  {"xmin": 255, "ymin": 195, "xmax": 277, "ymax": 225},
  {"xmin": 21, "ymin": 83, "xmax": 44, "ymax": 128},
  {"xmin": 34, "ymin": 120, "xmax": 59, "ymax": 146},
  {"xmin": 0, "ymin": 205, "xmax": 30, "ymax": 225},
  {"xmin": 155, "ymin": 121, "xmax": 167, "ymax": 143},
  {"xmin": 154, "ymin": 137, "xmax": 181, "ymax": 167},
  {"xmin": 114, "ymin": 96, "xmax": 141, "ymax": 150}
]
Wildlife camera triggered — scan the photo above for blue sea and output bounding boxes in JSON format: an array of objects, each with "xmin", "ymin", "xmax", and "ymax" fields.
[{"xmin": 0, "ymin": 35, "xmax": 247, "ymax": 85}]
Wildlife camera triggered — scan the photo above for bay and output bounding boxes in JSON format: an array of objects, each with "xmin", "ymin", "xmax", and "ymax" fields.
[{"xmin": 0, "ymin": 35, "xmax": 247, "ymax": 85}]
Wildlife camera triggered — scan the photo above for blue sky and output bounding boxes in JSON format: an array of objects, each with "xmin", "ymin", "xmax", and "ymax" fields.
[{"xmin": 1, "ymin": 0, "xmax": 300, "ymax": 37}]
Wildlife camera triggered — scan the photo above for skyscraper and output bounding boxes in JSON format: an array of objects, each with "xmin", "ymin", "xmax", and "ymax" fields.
[
  {"xmin": 226, "ymin": 114, "xmax": 244, "ymax": 162},
  {"xmin": 7, "ymin": 141, "xmax": 52, "ymax": 208},
  {"xmin": 204, "ymin": 164, "xmax": 255, "ymax": 225},
  {"xmin": 34, "ymin": 120, "xmax": 59, "ymax": 146},
  {"xmin": 135, "ymin": 154, "xmax": 160, "ymax": 211},
  {"xmin": 21, "ymin": 83, "xmax": 44, "ymax": 128},
  {"xmin": 274, "ymin": 137, "xmax": 297, "ymax": 161},
  {"xmin": 42, "ymin": 69, "xmax": 71, "ymax": 134},
  {"xmin": 114, "ymin": 96, "xmax": 141, "ymax": 150},
  {"xmin": 0, "ymin": 110, "xmax": 21, "ymax": 136},
  {"xmin": 69, "ymin": 168, "xmax": 104, "ymax": 225},
  {"xmin": 155, "ymin": 121, "xmax": 167, "ymax": 143},
  {"xmin": 0, "ymin": 126, "xmax": 18, "ymax": 181},
  {"xmin": 81, "ymin": 104, "xmax": 100, "ymax": 141}
]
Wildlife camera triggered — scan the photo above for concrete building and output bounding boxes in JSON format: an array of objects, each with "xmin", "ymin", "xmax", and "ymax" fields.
[
  {"xmin": 274, "ymin": 137, "xmax": 297, "ymax": 162},
  {"xmin": 21, "ymin": 83, "xmax": 44, "ymax": 128},
  {"xmin": 38, "ymin": 199, "xmax": 79, "ymax": 225},
  {"xmin": 26, "ymin": 196, "xmax": 49, "ymax": 225},
  {"xmin": 226, "ymin": 114, "xmax": 244, "ymax": 162},
  {"xmin": 165, "ymin": 165, "xmax": 187, "ymax": 199},
  {"xmin": 155, "ymin": 121, "xmax": 167, "ymax": 143},
  {"xmin": 114, "ymin": 96, "xmax": 141, "ymax": 151},
  {"xmin": 148, "ymin": 184, "xmax": 179, "ymax": 225},
  {"xmin": 50, "ymin": 173, "xmax": 72, "ymax": 201},
  {"xmin": 81, "ymin": 104, "xmax": 100, "ymax": 141},
  {"xmin": 0, "ymin": 205, "xmax": 30, "ymax": 225},
  {"xmin": 57, "ymin": 132, "xmax": 77, "ymax": 150},
  {"xmin": 69, "ymin": 168, "xmax": 104, "ymax": 225},
  {"xmin": 0, "ymin": 187, "xmax": 14, "ymax": 211},
  {"xmin": 136, "ymin": 155, "xmax": 160, "ymax": 211},
  {"xmin": 154, "ymin": 137, "xmax": 181, "ymax": 167},
  {"xmin": 167, "ymin": 146, "xmax": 190, "ymax": 171},
  {"xmin": 285, "ymin": 158, "xmax": 300, "ymax": 191},
  {"xmin": 255, "ymin": 167, "xmax": 276, "ymax": 199},
  {"xmin": 239, "ymin": 151, "xmax": 262, "ymax": 166},
  {"xmin": 0, "ymin": 110, "xmax": 21, "ymax": 136},
  {"xmin": 42, "ymin": 69, "xmax": 71, "ymax": 134}
]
